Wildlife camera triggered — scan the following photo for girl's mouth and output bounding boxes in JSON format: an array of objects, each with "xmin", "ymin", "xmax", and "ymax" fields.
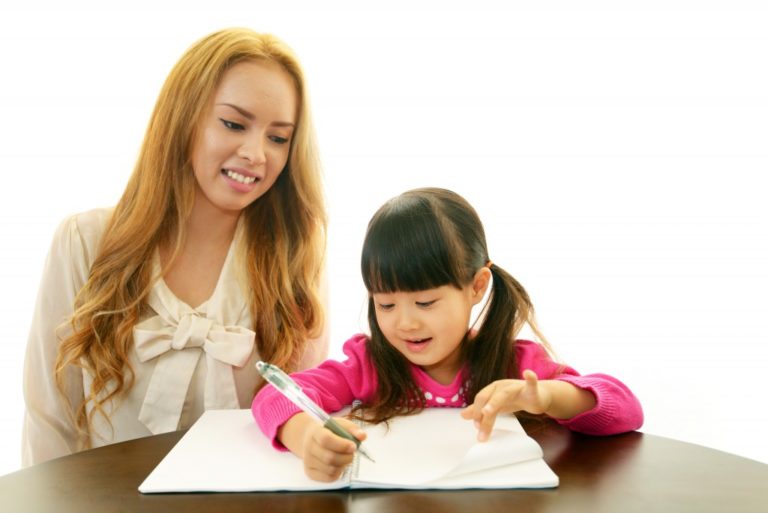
[{"xmin": 405, "ymin": 337, "xmax": 432, "ymax": 353}]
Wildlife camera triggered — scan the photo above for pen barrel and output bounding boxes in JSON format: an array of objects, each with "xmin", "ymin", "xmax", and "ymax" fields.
[{"xmin": 323, "ymin": 418, "xmax": 361, "ymax": 448}]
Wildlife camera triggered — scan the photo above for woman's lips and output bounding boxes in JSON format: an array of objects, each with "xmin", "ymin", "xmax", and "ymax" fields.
[
  {"xmin": 221, "ymin": 168, "xmax": 261, "ymax": 192},
  {"xmin": 222, "ymin": 168, "xmax": 259, "ymax": 184}
]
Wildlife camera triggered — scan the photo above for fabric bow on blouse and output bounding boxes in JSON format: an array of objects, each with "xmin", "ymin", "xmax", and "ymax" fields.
[{"xmin": 133, "ymin": 265, "xmax": 255, "ymax": 435}]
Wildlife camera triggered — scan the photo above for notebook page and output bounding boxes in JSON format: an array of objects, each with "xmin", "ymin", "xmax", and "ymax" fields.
[
  {"xmin": 354, "ymin": 409, "xmax": 540, "ymax": 487},
  {"xmin": 423, "ymin": 458, "xmax": 559, "ymax": 489},
  {"xmin": 439, "ymin": 427, "xmax": 544, "ymax": 479},
  {"xmin": 139, "ymin": 410, "xmax": 345, "ymax": 493}
]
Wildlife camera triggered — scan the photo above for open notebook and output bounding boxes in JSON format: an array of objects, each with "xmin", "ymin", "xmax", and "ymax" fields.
[{"xmin": 139, "ymin": 409, "xmax": 558, "ymax": 493}]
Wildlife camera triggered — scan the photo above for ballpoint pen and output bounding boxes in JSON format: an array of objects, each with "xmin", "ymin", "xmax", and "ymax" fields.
[{"xmin": 256, "ymin": 361, "xmax": 375, "ymax": 462}]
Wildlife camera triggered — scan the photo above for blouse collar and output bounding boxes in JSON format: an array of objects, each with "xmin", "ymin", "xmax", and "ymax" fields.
[{"xmin": 132, "ymin": 228, "xmax": 256, "ymax": 434}]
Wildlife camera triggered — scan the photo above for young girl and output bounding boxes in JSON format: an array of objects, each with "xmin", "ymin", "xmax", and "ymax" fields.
[
  {"xmin": 22, "ymin": 28, "xmax": 328, "ymax": 466},
  {"xmin": 252, "ymin": 187, "xmax": 643, "ymax": 482}
]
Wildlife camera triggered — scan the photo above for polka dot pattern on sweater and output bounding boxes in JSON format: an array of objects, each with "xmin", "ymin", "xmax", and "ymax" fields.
[{"xmin": 421, "ymin": 388, "xmax": 466, "ymax": 408}]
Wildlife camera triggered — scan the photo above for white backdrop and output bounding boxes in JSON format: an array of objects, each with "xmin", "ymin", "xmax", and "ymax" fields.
[{"xmin": 1, "ymin": 1, "xmax": 766, "ymax": 476}]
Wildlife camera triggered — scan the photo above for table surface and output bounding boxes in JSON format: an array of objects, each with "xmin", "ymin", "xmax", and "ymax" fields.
[{"xmin": 2, "ymin": 419, "xmax": 767, "ymax": 513}]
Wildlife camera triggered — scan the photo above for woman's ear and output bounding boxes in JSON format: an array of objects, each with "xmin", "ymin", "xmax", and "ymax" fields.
[{"xmin": 470, "ymin": 267, "xmax": 492, "ymax": 305}]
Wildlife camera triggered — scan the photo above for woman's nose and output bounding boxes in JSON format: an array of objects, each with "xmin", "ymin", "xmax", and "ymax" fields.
[{"xmin": 238, "ymin": 135, "xmax": 267, "ymax": 166}]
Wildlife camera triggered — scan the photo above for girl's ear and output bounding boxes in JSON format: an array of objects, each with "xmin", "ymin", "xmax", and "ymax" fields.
[{"xmin": 470, "ymin": 267, "xmax": 491, "ymax": 305}]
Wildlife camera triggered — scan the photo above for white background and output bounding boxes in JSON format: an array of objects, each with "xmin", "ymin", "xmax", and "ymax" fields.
[{"xmin": 0, "ymin": 1, "xmax": 766, "ymax": 476}]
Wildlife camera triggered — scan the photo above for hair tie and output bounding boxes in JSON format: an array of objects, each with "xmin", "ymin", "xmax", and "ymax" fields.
[{"xmin": 486, "ymin": 260, "xmax": 493, "ymax": 269}]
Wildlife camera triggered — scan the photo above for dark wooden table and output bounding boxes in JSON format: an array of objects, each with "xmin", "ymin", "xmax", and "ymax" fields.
[{"xmin": 2, "ymin": 419, "xmax": 766, "ymax": 513}]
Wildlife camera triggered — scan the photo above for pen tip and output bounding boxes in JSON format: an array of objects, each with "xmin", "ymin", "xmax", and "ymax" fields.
[{"xmin": 360, "ymin": 448, "xmax": 375, "ymax": 463}]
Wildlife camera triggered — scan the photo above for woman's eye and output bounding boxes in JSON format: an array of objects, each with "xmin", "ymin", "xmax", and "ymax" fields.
[
  {"xmin": 416, "ymin": 300, "xmax": 436, "ymax": 308},
  {"xmin": 269, "ymin": 135, "xmax": 289, "ymax": 144},
  {"xmin": 219, "ymin": 118, "xmax": 245, "ymax": 131}
]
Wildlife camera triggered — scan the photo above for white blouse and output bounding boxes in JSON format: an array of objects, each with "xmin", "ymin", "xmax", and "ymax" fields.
[{"xmin": 22, "ymin": 208, "xmax": 328, "ymax": 466}]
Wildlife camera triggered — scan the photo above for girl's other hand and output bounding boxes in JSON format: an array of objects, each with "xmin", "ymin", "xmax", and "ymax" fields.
[
  {"xmin": 460, "ymin": 370, "xmax": 551, "ymax": 442},
  {"xmin": 279, "ymin": 413, "xmax": 366, "ymax": 482}
]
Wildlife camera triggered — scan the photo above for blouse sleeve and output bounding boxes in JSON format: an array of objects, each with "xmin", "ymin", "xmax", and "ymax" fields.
[
  {"xmin": 252, "ymin": 333, "xmax": 376, "ymax": 449},
  {"xmin": 21, "ymin": 214, "xmax": 95, "ymax": 466},
  {"xmin": 514, "ymin": 339, "xmax": 644, "ymax": 435}
]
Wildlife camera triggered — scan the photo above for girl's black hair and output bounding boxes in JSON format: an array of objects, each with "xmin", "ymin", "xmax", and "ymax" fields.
[{"xmin": 357, "ymin": 188, "xmax": 542, "ymax": 423}]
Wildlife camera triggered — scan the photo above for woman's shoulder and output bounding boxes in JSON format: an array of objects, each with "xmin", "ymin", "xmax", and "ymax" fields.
[
  {"xmin": 50, "ymin": 207, "xmax": 114, "ymax": 265},
  {"xmin": 64, "ymin": 207, "xmax": 113, "ymax": 238}
]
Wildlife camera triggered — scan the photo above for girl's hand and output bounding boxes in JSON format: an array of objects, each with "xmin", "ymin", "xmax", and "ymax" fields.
[
  {"xmin": 460, "ymin": 370, "xmax": 552, "ymax": 442},
  {"xmin": 278, "ymin": 413, "xmax": 367, "ymax": 482}
]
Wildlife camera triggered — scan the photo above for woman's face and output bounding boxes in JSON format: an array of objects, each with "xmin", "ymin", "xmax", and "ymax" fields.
[{"xmin": 191, "ymin": 59, "xmax": 298, "ymax": 216}]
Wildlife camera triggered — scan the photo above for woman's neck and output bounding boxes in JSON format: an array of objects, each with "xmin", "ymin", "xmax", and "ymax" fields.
[
  {"xmin": 184, "ymin": 195, "xmax": 240, "ymax": 250},
  {"xmin": 157, "ymin": 194, "xmax": 241, "ymax": 308}
]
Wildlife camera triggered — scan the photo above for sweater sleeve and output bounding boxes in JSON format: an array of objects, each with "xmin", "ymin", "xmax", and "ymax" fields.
[
  {"xmin": 251, "ymin": 333, "xmax": 377, "ymax": 450},
  {"xmin": 514, "ymin": 340, "xmax": 644, "ymax": 435}
]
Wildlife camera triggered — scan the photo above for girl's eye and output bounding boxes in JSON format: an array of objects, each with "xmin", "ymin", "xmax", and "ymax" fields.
[
  {"xmin": 377, "ymin": 303, "xmax": 394, "ymax": 312},
  {"xmin": 269, "ymin": 135, "xmax": 290, "ymax": 144},
  {"xmin": 416, "ymin": 300, "xmax": 436, "ymax": 308},
  {"xmin": 220, "ymin": 118, "xmax": 245, "ymax": 131}
]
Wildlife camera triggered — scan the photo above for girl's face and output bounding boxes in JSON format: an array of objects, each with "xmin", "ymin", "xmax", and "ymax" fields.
[
  {"xmin": 191, "ymin": 59, "xmax": 298, "ymax": 216},
  {"xmin": 372, "ymin": 270, "xmax": 489, "ymax": 384}
]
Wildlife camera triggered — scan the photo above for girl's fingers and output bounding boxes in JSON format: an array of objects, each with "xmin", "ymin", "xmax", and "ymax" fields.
[
  {"xmin": 463, "ymin": 383, "xmax": 495, "ymax": 420},
  {"xmin": 459, "ymin": 404, "xmax": 477, "ymax": 419},
  {"xmin": 482, "ymin": 380, "xmax": 526, "ymax": 416},
  {"xmin": 523, "ymin": 369, "xmax": 539, "ymax": 388},
  {"xmin": 477, "ymin": 385, "xmax": 517, "ymax": 441},
  {"xmin": 461, "ymin": 400, "xmax": 487, "ymax": 421},
  {"xmin": 476, "ymin": 410, "xmax": 497, "ymax": 442},
  {"xmin": 334, "ymin": 417, "xmax": 368, "ymax": 443},
  {"xmin": 463, "ymin": 374, "xmax": 548, "ymax": 443},
  {"xmin": 306, "ymin": 440, "xmax": 355, "ymax": 481},
  {"xmin": 305, "ymin": 459, "xmax": 346, "ymax": 482},
  {"xmin": 301, "ymin": 418, "xmax": 363, "ymax": 482},
  {"xmin": 464, "ymin": 379, "xmax": 544, "ymax": 441},
  {"xmin": 315, "ymin": 427, "xmax": 357, "ymax": 455},
  {"xmin": 522, "ymin": 369, "xmax": 549, "ymax": 413}
]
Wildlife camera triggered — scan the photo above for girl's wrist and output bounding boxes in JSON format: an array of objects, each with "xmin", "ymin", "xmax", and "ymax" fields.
[
  {"xmin": 539, "ymin": 380, "xmax": 557, "ymax": 417},
  {"xmin": 540, "ymin": 380, "xmax": 596, "ymax": 420},
  {"xmin": 278, "ymin": 412, "xmax": 312, "ymax": 456}
]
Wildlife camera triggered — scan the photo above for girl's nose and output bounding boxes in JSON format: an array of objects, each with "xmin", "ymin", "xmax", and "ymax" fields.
[
  {"xmin": 238, "ymin": 135, "xmax": 267, "ymax": 166},
  {"xmin": 396, "ymin": 308, "xmax": 420, "ymax": 331}
]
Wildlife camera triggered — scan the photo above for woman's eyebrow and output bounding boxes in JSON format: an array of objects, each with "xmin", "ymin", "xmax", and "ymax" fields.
[{"xmin": 216, "ymin": 102, "xmax": 295, "ymax": 127}]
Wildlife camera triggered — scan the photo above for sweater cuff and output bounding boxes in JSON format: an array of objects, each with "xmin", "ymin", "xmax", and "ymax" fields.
[
  {"xmin": 551, "ymin": 375, "xmax": 622, "ymax": 435},
  {"xmin": 251, "ymin": 388, "xmax": 304, "ymax": 451}
]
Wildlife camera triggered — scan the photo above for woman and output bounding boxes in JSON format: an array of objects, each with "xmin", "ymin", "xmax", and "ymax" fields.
[{"xmin": 22, "ymin": 28, "xmax": 328, "ymax": 465}]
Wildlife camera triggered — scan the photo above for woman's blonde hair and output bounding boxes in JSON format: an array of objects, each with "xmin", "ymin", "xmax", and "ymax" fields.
[{"xmin": 55, "ymin": 28, "xmax": 326, "ymax": 445}]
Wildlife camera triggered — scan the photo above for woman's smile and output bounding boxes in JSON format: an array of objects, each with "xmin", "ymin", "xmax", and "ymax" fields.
[{"xmin": 221, "ymin": 167, "xmax": 262, "ymax": 192}]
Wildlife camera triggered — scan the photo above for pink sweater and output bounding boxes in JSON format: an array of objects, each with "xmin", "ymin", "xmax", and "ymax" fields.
[{"xmin": 252, "ymin": 334, "xmax": 643, "ymax": 449}]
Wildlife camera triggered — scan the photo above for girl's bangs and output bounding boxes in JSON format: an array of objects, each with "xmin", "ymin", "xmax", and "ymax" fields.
[{"xmin": 361, "ymin": 207, "xmax": 461, "ymax": 293}]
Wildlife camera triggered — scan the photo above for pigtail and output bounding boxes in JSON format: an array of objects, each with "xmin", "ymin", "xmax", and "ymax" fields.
[{"xmin": 464, "ymin": 263, "xmax": 551, "ymax": 403}]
